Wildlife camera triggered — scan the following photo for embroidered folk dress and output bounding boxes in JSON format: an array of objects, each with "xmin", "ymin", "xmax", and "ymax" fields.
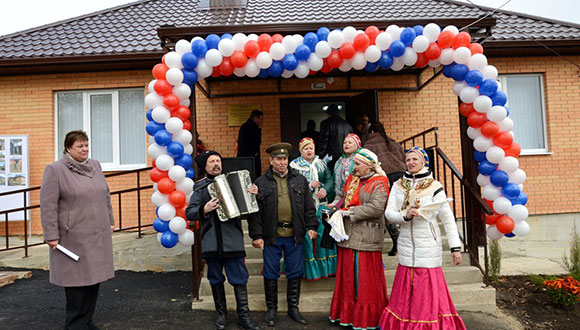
[{"xmin": 290, "ymin": 155, "xmax": 337, "ymax": 280}]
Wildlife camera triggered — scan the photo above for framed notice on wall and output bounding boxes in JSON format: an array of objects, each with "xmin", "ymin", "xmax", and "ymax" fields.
[
  {"xmin": 227, "ymin": 104, "xmax": 262, "ymax": 126},
  {"xmin": 0, "ymin": 135, "xmax": 29, "ymax": 221}
]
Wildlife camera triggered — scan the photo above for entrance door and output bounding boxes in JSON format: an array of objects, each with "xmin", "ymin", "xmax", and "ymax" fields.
[{"xmin": 346, "ymin": 89, "xmax": 379, "ymax": 132}]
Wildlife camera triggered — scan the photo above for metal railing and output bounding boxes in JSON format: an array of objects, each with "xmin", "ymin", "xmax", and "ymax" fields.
[{"xmin": 0, "ymin": 166, "xmax": 154, "ymax": 257}]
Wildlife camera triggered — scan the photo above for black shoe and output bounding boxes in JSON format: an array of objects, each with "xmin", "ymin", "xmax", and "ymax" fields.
[
  {"xmin": 234, "ymin": 285, "xmax": 260, "ymax": 330},
  {"xmin": 211, "ymin": 283, "xmax": 227, "ymax": 330},
  {"xmin": 388, "ymin": 245, "xmax": 397, "ymax": 256},
  {"xmin": 286, "ymin": 278, "xmax": 308, "ymax": 324},
  {"xmin": 264, "ymin": 278, "xmax": 278, "ymax": 326}
]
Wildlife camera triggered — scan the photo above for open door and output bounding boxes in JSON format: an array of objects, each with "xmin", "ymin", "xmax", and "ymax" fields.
[
  {"xmin": 280, "ymin": 98, "xmax": 303, "ymax": 160},
  {"xmin": 346, "ymin": 89, "xmax": 378, "ymax": 126}
]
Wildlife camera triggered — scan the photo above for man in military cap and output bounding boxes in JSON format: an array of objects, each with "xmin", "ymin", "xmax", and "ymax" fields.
[{"xmin": 248, "ymin": 142, "xmax": 319, "ymax": 326}]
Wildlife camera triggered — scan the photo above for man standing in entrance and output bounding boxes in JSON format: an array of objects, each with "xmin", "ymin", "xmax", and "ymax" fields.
[
  {"xmin": 248, "ymin": 142, "xmax": 319, "ymax": 326},
  {"xmin": 237, "ymin": 110, "xmax": 264, "ymax": 177},
  {"xmin": 317, "ymin": 104, "xmax": 352, "ymax": 170}
]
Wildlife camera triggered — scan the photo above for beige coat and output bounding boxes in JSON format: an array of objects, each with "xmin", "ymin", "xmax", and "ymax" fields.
[{"xmin": 40, "ymin": 155, "xmax": 115, "ymax": 287}]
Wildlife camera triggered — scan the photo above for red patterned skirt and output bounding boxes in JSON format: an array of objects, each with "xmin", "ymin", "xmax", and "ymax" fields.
[
  {"xmin": 329, "ymin": 247, "xmax": 388, "ymax": 329},
  {"xmin": 378, "ymin": 264, "xmax": 466, "ymax": 330}
]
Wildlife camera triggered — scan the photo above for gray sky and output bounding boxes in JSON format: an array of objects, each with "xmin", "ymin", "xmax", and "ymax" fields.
[{"xmin": 1, "ymin": 0, "xmax": 579, "ymax": 36}]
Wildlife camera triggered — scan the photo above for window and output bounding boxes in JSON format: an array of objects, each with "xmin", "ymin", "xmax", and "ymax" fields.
[
  {"xmin": 55, "ymin": 89, "xmax": 146, "ymax": 170},
  {"xmin": 498, "ymin": 74, "xmax": 548, "ymax": 154}
]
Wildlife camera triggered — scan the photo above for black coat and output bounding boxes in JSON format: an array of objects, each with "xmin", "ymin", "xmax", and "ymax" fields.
[
  {"xmin": 248, "ymin": 167, "xmax": 318, "ymax": 246},
  {"xmin": 185, "ymin": 177, "xmax": 246, "ymax": 259},
  {"xmin": 317, "ymin": 115, "xmax": 353, "ymax": 169},
  {"xmin": 237, "ymin": 118, "xmax": 262, "ymax": 175}
]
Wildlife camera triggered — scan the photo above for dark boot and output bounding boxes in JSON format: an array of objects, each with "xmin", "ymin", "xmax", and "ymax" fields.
[
  {"xmin": 234, "ymin": 285, "xmax": 260, "ymax": 330},
  {"xmin": 263, "ymin": 278, "xmax": 278, "ymax": 326},
  {"xmin": 286, "ymin": 278, "xmax": 308, "ymax": 324},
  {"xmin": 387, "ymin": 223, "xmax": 399, "ymax": 256},
  {"xmin": 211, "ymin": 283, "xmax": 227, "ymax": 330}
]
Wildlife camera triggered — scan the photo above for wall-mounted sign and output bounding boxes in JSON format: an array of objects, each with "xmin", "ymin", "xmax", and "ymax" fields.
[
  {"xmin": 0, "ymin": 136, "xmax": 29, "ymax": 221},
  {"xmin": 227, "ymin": 104, "xmax": 261, "ymax": 126}
]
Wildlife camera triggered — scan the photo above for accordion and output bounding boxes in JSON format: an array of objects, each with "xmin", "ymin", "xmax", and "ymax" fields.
[{"xmin": 208, "ymin": 170, "xmax": 259, "ymax": 222}]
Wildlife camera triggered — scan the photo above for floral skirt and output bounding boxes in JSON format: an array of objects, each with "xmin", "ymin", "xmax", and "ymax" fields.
[
  {"xmin": 329, "ymin": 247, "xmax": 388, "ymax": 330},
  {"xmin": 378, "ymin": 264, "xmax": 466, "ymax": 330},
  {"xmin": 303, "ymin": 215, "xmax": 337, "ymax": 280}
]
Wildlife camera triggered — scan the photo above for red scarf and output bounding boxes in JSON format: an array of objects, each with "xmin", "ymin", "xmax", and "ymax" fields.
[{"xmin": 343, "ymin": 174, "xmax": 390, "ymax": 209}]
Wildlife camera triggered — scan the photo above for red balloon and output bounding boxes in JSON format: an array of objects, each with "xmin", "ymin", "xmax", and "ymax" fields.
[
  {"xmin": 424, "ymin": 43, "xmax": 442, "ymax": 61},
  {"xmin": 151, "ymin": 158, "xmax": 156, "ymax": 168},
  {"xmin": 152, "ymin": 63, "xmax": 169, "ymax": 80},
  {"xmin": 459, "ymin": 103, "xmax": 475, "ymax": 117},
  {"xmin": 231, "ymin": 50, "xmax": 248, "ymax": 68},
  {"xmin": 211, "ymin": 66, "xmax": 221, "ymax": 77},
  {"xmin": 257, "ymin": 34, "xmax": 273, "ymax": 52},
  {"xmin": 320, "ymin": 59, "xmax": 332, "ymax": 73},
  {"xmin": 504, "ymin": 142, "xmax": 521, "ymax": 157},
  {"xmin": 339, "ymin": 42, "xmax": 356, "ymax": 59},
  {"xmin": 483, "ymin": 198, "xmax": 495, "ymax": 210},
  {"xmin": 453, "ymin": 32, "xmax": 471, "ymax": 49},
  {"xmin": 150, "ymin": 167, "xmax": 169, "ymax": 183},
  {"xmin": 244, "ymin": 40, "xmax": 260, "ymax": 58},
  {"xmin": 173, "ymin": 105, "xmax": 191, "ymax": 121},
  {"xmin": 271, "ymin": 34, "xmax": 284, "ymax": 43},
  {"xmin": 326, "ymin": 50, "xmax": 343, "ymax": 69},
  {"xmin": 481, "ymin": 121, "xmax": 500, "ymax": 138},
  {"xmin": 415, "ymin": 52, "xmax": 429, "ymax": 68},
  {"xmin": 353, "ymin": 33, "xmax": 370, "ymax": 51},
  {"xmin": 467, "ymin": 111, "xmax": 487, "ymax": 128},
  {"xmin": 486, "ymin": 213, "xmax": 501, "ymax": 225},
  {"xmin": 176, "ymin": 205, "xmax": 187, "ymax": 219},
  {"xmin": 183, "ymin": 120, "xmax": 192, "ymax": 130},
  {"xmin": 158, "ymin": 178, "xmax": 176, "ymax": 194},
  {"xmin": 496, "ymin": 216, "xmax": 515, "ymax": 234},
  {"xmin": 365, "ymin": 25, "xmax": 380, "ymax": 44},
  {"xmin": 163, "ymin": 94, "xmax": 180, "ymax": 109},
  {"xmin": 309, "ymin": 70, "xmax": 317, "ymax": 76},
  {"xmin": 161, "ymin": 53, "xmax": 167, "ymax": 65},
  {"xmin": 218, "ymin": 57, "xmax": 234, "ymax": 76},
  {"xmin": 169, "ymin": 190, "xmax": 186, "ymax": 208},
  {"xmin": 154, "ymin": 79, "xmax": 173, "ymax": 96},
  {"xmin": 469, "ymin": 43, "xmax": 484, "ymax": 55},
  {"xmin": 437, "ymin": 31, "xmax": 455, "ymax": 49},
  {"xmin": 493, "ymin": 131, "xmax": 514, "ymax": 149}
]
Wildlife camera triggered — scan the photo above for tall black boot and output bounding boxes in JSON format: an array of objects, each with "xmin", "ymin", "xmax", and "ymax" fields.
[
  {"xmin": 286, "ymin": 278, "xmax": 308, "ymax": 324},
  {"xmin": 387, "ymin": 223, "xmax": 399, "ymax": 256},
  {"xmin": 211, "ymin": 283, "xmax": 227, "ymax": 330},
  {"xmin": 263, "ymin": 278, "xmax": 278, "ymax": 326},
  {"xmin": 234, "ymin": 285, "xmax": 260, "ymax": 330}
]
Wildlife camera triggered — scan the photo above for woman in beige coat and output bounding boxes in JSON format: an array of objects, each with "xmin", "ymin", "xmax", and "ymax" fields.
[{"xmin": 40, "ymin": 130, "xmax": 115, "ymax": 330}]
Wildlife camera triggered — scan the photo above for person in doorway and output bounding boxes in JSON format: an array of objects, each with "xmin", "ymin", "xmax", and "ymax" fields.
[
  {"xmin": 329, "ymin": 133, "xmax": 362, "ymax": 207},
  {"xmin": 300, "ymin": 119, "xmax": 320, "ymax": 146},
  {"xmin": 353, "ymin": 114, "xmax": 370, "ymax": 143},
  {"xmin": 378, "ymin": 147, "xmax": 466, "ymax": 330},
  {"xmin": 317, "ymin": 104, "xmax": 352, "ymax": 170},
  {"xmin": 237, "ymin": 110, "xmax": 264, "ymax": 176},
  {"xmin": 40, "ymin": 130, "xmax": 115, "ymax": 330},
  {"xmin": 248, "ymin": 142, "xmax": 319, "ymax": 326},
  {"xmin": 329, "ymin": 148, "xmax": 390, "ymax": 330},
  {"xmin": 185, "ymin": 150, "xmax": 260, "ymax": 330},
  {"xmin": 290, "ymin": 138, "xmax": 336, "ymax": 280}
]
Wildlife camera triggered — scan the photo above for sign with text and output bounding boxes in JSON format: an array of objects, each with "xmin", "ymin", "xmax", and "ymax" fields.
[{"xmin": 227, "ymin": 104, "xmax": 261, "ymax": 127}]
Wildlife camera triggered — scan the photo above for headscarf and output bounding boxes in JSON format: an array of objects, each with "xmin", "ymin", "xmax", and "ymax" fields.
[
  {"xmin": 406, "ymin": 147, "xmax": 430, "ymax": 168},
  {"xmin": 344, "ymin": 133, "xmax": 362, "ymax": 150},
  {"xmin": 298, "ymin": 137, "xmax": 315, "ymax": 153},
  {"xmin": 354, "ymin": 148, "xmax": 386, "ymax": 176}
]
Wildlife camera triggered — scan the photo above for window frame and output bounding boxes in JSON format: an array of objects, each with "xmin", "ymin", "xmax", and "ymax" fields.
[{"xmin": 54, "ymin": 88, "xmax": 146, "ymax": 171}]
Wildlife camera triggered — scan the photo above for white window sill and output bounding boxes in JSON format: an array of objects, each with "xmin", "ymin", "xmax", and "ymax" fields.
[
  {"xmin": 520, "ymin": 151, "xmax": 553, "ymax": 156},
  {"xmin": 101, "ymin": 164, "xmax": 148, "ymax": 172}
]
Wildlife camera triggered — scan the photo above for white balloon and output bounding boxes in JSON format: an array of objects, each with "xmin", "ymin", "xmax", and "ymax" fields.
[
  {"xmin": 148, "ymin": 79, "xmax": 157, "ymax": 93},
  {"xmin": 338, "ymin": 59, "xmax": 352, "ymax": 72},
  {"xmin": 205, "ymin": 49, "xmax": 223, "ymax": 67},
  {"xmin": 165, "ymin": 52, "xmax": 183, "ymax": 69},
  {"xmin": 499, "ymin": 156, "xmax": 519, "ymax": 173},
  {"xmin": 190, "ymin": 36, "xmax": 204, "ymax": 43},
  {"xmin": 166, "ymin": 68, "xmax": 184, "ymax": 85},
  {"xmin": 173, "ymin": 129, "xmax": 193, "ymax": 145},
  {"xmin": 473, "ymin": 136, "xmax": 493, "ymax": 152},
  {"xmin": 315, "ymin": 40, "xmax": 332, "ymax": 58},
  {"xmin": 423, "ymin": 23, "xmax": 441, "ymax": 42},
  {"xmin": 509, "ymin": 169, "xmax": 526, "ymax": 185},
  {"xmin": 351, "ymin": 52, "xmax": 367, "ymax": 70},
  {"xmin": 468, "ymin": 53, "xmax": 488, "ymax": 71},
  {"xmin": 466, "ymin": 127, "xmax": 481, "ymax": 140},
  {"xmin": 173, "ymin": 83, "xmax": 191, "ymax": 100},
  {"xmin": 282, "ymin": 35, "xmax": 298, "ymax": 53},
  {"xmin": 165, "ymin": 117, "xmax": 183, "ymax": 134},
  {"xmin": 157, "ymin": 232, "xmax": 163, "ymax": 244},
  {"xmin": 508, "ymin": 204, "xmax": 529, "ymax": 222},
  {"xmin": 269, "ymin": 42, "xmax": 286, "ymax": 61},
  {"xmin": 327, "ymin": 30, "xmax": 345, "ymax": 49},
  {"xmin": 391, "ymin": 57, "xmax": 405, "ymax": 71},
  {"xmin": 498, "ymin": 117, "xmax": 514, "ymax": 132},
  {"xmin": 169, "ymin": 216, "xmax": 187, "ymax": 234},
  {"xmin": 232, "ymin": 33, "xmax": 248, "ymax": 50},
  {"xmin": 148, "ymin": 143, "xmax": 166, "ymax": 158},
  {"xmin": 375, "ymin": 32, "xmax": 393, "ymax": 51},
  {"xmin": 477, "ymin": 174, "xmax": 491, "ymax": 187},
  {"xmin": 482, "ymin": 184, "xmax": 502, "ymax": 201},
  {"xmin": 158, "ymin": 203, "xmax": 176, "ymax": 221},
  {"xmin": 473, "ymin": 96, "xmax": 492, "ymax": 113},
  {"xmin": 218, "ymin": 38, "xmax": 235, "ymax": 57},
  {"xmin": 452, "ymin": 81, "xmax": 467, "ymax": 96},
  {"xmin": 294, "ymin": 62, "xmax": 310, "ymax": 78},
  {"xmin": 183, "ymin": 143, "xmax": 194, "ymax": 155},
  {"xmin": 247, "ymin": 33, "xmax": 259, "ymax": 41},
  {"xmin": 439, "ymin": 48, "xmax": 455, "ymax": 65},
  {"xmin": 180, "ymin": 98, "xmax": 190, "ymax": 107},
  {"xmin": 245, "ymin": 59, "xmax": 260, "ymax": 77},
  {"xmin": 149, "ymin": 136, "xmax": 156, "ymax": 145},
  {"xmin": 443, "ymin": 25, "xmax": 459, "ymax": 35},
  {"xmin": 453, "ymin": 47, "xmax": 471, "ymax": 65},
  {"xmin": 195, "ymin": 59, "xmax": 213, "ymax": 78},
  {"xmin": 411, "ymin": 35, "xmax": 429, "ymax": 53},
  {"xmin": 402, "ymin": 47, "xmax": 418, "ymax": 66},
  {"xmin": 307, "ymin": 53, "xmax": 324, "ymax": 71},
  {"xmin": 488, "ymin": 106, "xmax": 507, "ymax": 123},
  {"xmin": 155, "ymin": 154, "xmax": 175, "ymax": 171},
  {"xmin": 428, "ymin": 59, "xmax": 440, "ymax": 68},
  {"xmin": 178, "ymin": 229, "xmax": 195, "ymax": 246},
  {"xmin": 152, "ymin": 106, "xmax": 171, "ymax": 123},
  {"xmin": 493, "ymin": 197, "xmax": 512, "ymax": 214},
  {"xmin": 512, "ymin": 220, "xmax": 530, "ymax": 236},
  {"xmin": 233, "ymin": 67, "xmax": 246, "ymax": 77},
  {"xmin": 365, "ymin": 45, "xmax": 382, "ymax": 63},
  {"xmin": 145, "ymin": 93, "xmax": 163, "ymax": 109},
  {"xmin": 175, "ymin": 39, "xmax": 192, "ymax": 55},
  {"xmin": 293, "ymin": 34, "xmax": 304, "ymax": 45},
  {"xmin": 256, "ymin": 51, "xmax": 273, "ymax": 69},
  {"xmin": 281, "ymin": 69, "xmax": 294, "ymax": 78},
  {"xmin": 176, "ymin": 177, "xmax": 194, "ymax": 194},
  {"xmin": 487, "ymin": 225, "xmax": 504, "ymax": 240},
  {"xmin": 486, "ymin": 146, "xmax": 505, "ymax": 164},
  {"xmin": 151, "ymin": 191, "xmax": 169, "ymax": 207},
  {"xmin": 153, "ymin": 182, "xmax": 158, "ymax": 192},
  {"xmin": 385, "ymin": 24, "xmax": 401, "ymax": 41},
  {"xmin": 481, "ymin": 65, "xmax": 499, "ymax": 80},
  {"xmin": 168, "ymin": 165, "xmax": 186, "ymax": 182},
  {"xmin": 343, "ymin": 26, "xmax": 358, "ymax": 43},
  {"xmin": 459, "ymin": 86, "xmax": 479, "ymax": 103}
]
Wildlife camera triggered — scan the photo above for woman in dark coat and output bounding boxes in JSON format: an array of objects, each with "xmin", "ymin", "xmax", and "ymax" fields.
[{"xmin": 40, "ymin": 130, "xmax": 115, "ymax": 330}]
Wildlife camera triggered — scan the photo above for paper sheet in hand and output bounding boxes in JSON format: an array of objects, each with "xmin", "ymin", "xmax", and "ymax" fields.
[{"xmin": 56, "ymin": 244, "xmax": 80, "ymax": 262}]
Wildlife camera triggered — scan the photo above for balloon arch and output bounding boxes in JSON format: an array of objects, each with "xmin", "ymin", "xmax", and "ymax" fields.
[{"xmin": 144, "ymin": 23, "xmax": 529, "ymax": 249}]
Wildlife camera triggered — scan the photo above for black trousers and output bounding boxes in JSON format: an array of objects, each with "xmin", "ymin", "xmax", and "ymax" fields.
[{"xmin": 64, "ymin": 283, "xmax": 100, "ymax": 330}]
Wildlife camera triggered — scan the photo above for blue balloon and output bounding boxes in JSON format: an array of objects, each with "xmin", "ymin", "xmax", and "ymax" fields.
[
  {"xmin": 146, "ymin": 109, "xmax": 153, "ymax": 121},
  {"xmin": 442, "ymin": 63, "xmax": 456, "ymax": 78},
  {"xmin": 154, "ymin": 129, "xmax": 172, "ymax": 146},
  {"xmin": 490, "ymin": 170, "xmax": 509, "ymax": 187},
  {"xmin": 167, "ymin": 141, "xmax": 184, "ymax": 158},
  {"xmin": 389, "ymin": 40, "xmax": 406, "ymax": 57},
  {"xmin": 451, "ymin": 64, "xmax": 469, "ymax": 81},
  {"xmin": 478, "ymin": 160, "xmax": 497, "ymax": 175},
  {"xmin": 153, "ymin": 217, "xmax": 170, "ymax": 232},
  {"xmin": 317, "ymin": 27, "xmax": 331, "ymax": 41},
  {"xmin": 365, "ymin": 61, "xmax": 379, "ymax": 72},
  {"xmin": 221, "ymin": 33, "xmax": 233, "ymax": 40},
  {"xmin": 186, "ymin": 168, "xmax": 195, "ymax": 179},
  {"xmin": 501, "ymin": 183, "xmax": 521, "ymax": 199},
  {"xmin": 512, "ymin": 191, "xmax": 528, "ymax": 205},
  {"xmin": 155, "ymin": 206, "xmax": 159, "ymax": 216},
  {"xmin": 465, "ymin": 70, "xmax": 483, "ymax": 87},
  {"xmin": 181, "ymin": 52, "xmax": 199, "ymax": 70},
  {"xmin": 504, "ymin": 232, "xmax": 516, "ymax": 238},
  {"xmin": 205, "ymin": 34, "xmax": 220, "ymax": 49},
  {"xmin": 282, "ymin": 54, "xmax": 299, "ymax": 71},
  {"xmin": 303, "ymin": 32, "xmax": 319, "ymax": 52},
  {"xmin": 160, "ymin": 230, "xmax": 178, "ymax": 248},
  {"xmin": 505, "ymin": 106, "xmax": 510, "ymax": 116},
  {"xmin": 268, "ymin": 60, "xmax": 284, "ymax": 77},
  {"xmin": 491, "ymin": 91, "xmax": 507, "ymax": 106},
  {"xmin": 182, "ymin": 69, "xmax": 198, "ymax": 87},
  {"xmin": 473, "ymin": 150, "xmax": 487, "ymax": 162},
  {"xmin": 479, "ymin": 79, "xmax": 498, "ymax": 97},
  {"xmin": 258, "ymin": 69, "xmax": 270, "ymax": 78},
  {"xmin": 400, "ymin": 27, "xmax": 417, "ymax": 46},
  {"xmin": 146, "ymin": 121, "xmax": 165, "ymax": 136},
  {"xmin": 191, "ymin": 40, "xmax": 208, "ymax": 58},
  {"xmin": 295, "ymin": 44, "xmax": 311, "ymax": 61},
  {"xmin": 175, "ymin": 154, "xmax": 193, "ymax": 169},
  {"xmin": 378, "ymin": 51, "xmax": 393, "ymax": 69},
  {"xmin": 413, "ymin": 25, "xmax": 424, "ymax": 36}
]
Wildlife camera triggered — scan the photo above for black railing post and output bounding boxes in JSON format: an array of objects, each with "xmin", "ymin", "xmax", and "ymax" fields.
[
  {"xmin": 137, "ymin": 171, "xmax": 142, "ymax": 238},
  {"xmin": 23, "ymin": 191, "xmax": 28, "ymax": 258}
]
